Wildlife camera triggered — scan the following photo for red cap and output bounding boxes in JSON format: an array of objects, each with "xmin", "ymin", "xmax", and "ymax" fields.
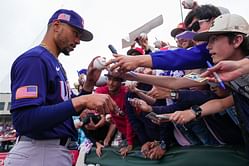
[
  {"xmin": 127, "ymin": 47, "xmax": 144, "ymax": 55},
  {"xmin": 134, "ymin": 47, "xmax": 144, "ymax": 55}
]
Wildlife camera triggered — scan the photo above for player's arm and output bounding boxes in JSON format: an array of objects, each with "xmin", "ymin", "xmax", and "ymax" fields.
[
  {"xmin": 12, "ymin": 93, "xmax": 116, "ymax": 134},
  {"xmin": 11, "ymin": 58, "xmax": 115, "ymax": 134}
]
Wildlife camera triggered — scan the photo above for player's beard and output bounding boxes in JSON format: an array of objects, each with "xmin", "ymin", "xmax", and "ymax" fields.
[
  {"xmin": 61, "ymin": 47, "xmax": 70, "ymax": 56},
  {"xmin": 56, "ymin": 31, "xmax": 71, "ymax": 56}
]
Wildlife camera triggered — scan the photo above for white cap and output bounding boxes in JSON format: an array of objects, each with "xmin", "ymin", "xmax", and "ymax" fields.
[
  {"xmin": 218, "ymin": 6, "xmax": 230, "ymax": 14},
  {"xmin": 194, "ymin": 14, "xmax": 249, "ymax": 41}
]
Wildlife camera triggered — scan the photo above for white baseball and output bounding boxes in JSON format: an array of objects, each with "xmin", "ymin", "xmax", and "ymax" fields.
[
  {"xmin": 93, "ymin": 57, "xmax": 106, "ymax": 70},
  {"xmin": 74, "ymin": 119, "xmax": 83, "ymax": 128},
  {"xmin": 153, "ymin": 40, "xmax": 162, "ymax": 49},
  {"xmin": 96, "ymin": 75, "xmax": 108, "ymax": 87},
  {"xmin": 182, "ymin": 0, "xmax": 194, "ymax": 9},
  {"xmin": 105, "ymin": 114, "xmax": 111, "ymax": 122}
]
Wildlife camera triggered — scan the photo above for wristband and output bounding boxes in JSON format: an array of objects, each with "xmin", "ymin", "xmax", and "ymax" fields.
[
  {"xmin": 191, "ymin": 105, "xmax": 202, "ymax": 120},
  {"xmin": 170, "ymin": 90, "xmax": 178, "ymax": 100}
]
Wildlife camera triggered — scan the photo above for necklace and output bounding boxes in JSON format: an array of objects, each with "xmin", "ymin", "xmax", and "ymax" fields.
[
  {"xmin": 40, "ymin": 43, "xmax": 58, "ymax": 59},
  {"xmin": 40, "ymin": 43, "xmax": 67, "ymax": 78}
]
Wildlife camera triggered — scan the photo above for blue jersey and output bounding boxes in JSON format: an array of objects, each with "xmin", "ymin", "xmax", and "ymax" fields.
[{"xmin": 11, "ymin": 46, "xmax": 77, "ymax": 140}]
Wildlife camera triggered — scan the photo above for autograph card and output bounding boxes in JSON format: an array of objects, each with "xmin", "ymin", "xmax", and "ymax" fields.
[{"xmin": 183, "ymin": 72, "xmax": 207, "ymax": 82}]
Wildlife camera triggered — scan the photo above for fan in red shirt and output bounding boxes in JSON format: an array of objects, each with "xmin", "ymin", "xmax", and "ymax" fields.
[{"xmin": 95, "ymin": 72, "xmax": 135, "ymax": 156}]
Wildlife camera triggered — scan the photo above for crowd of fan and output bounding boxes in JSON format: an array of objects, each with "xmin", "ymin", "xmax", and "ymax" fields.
[{"xmin": 71, "ymin": 1, "xmax": 249, "ymax": 164}]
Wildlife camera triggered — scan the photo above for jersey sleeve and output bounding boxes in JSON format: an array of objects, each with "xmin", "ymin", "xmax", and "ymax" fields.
[
  {"xmin": 11, "ymin": 56, "xmax": 47, "ymax": 110},
  {"xmin": 150, "ymin": 43, "xmax": 212, "ymax": 70}
]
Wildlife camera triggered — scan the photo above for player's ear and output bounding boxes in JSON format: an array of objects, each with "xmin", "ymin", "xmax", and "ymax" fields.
[{"xmin": 52, "ymin": 20, "xmax": 62, "ymax": 32}]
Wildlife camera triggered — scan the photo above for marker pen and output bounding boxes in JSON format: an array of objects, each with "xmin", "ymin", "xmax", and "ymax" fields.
[{"xmin": 206, "ymin": 61, "xmax": 226, "ymax": 89}]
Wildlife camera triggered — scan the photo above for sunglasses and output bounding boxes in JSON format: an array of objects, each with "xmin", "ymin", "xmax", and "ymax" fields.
[{"xmin": 187, "ymin": 19, "xmax": 209, "ymax": 32}]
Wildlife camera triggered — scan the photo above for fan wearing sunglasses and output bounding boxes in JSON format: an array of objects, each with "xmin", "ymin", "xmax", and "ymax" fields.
[
  {"xmin": 106, "ymin": 5, "xmax": 222, "ymax": 72},
  {"xmin": 187, "ymin": 19, "xmax": 210, "ymax": 32}
]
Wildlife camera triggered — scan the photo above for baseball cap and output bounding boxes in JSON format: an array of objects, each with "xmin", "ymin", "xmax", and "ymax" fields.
[
  {"xmin": 77, "ymin": 68, "xmax": 88, "ymax": 76},
  {"xmin": 48, "ymin": 9, "xmax": 93, "ymax": 41},
  {"xmin": 194, "ymin": 14, "xmax": 249, "ymax": 41},
  {"xmin": 218, "ymin": 6, "xmax": 230, "ymax": 15},
  {"xmin": 104, "ymin": 71, "xmax": 123, "ymax": 81},
  {"xmin": 127, "ymin": 47, "xmax": 144, "ymax": 55},
  {"xmin": 171, "ymin": 23, "xmax": 186, "ymax": 38}
]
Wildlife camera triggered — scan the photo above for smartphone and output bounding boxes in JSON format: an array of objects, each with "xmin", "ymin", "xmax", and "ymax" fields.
[
  {"xmin": 127, "ymin": 97, "xmax": 134, "ymax": 102},
  {"xmin": 155, "ymin": 114, "xmax": 170, "ymax": 120},
  {"xmin": 108, "ymin": 44, "xmax": 118, "ymax": 54},
  {"xmin": 146, "ymin": 112, "xmax": 170, "ymax": 121},
  {"xmin": 145, "ymin": 112, "xmax": 159, "ymax": 121}
]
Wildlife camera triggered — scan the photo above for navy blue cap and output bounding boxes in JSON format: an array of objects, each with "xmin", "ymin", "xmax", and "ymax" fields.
[
  {"xmin": 48, "ymin": 9, "xmax": 93, "ymax": 41},
  {"xmin": 77, "ymin": 68, "xmax": 88, "ymax": 76}
]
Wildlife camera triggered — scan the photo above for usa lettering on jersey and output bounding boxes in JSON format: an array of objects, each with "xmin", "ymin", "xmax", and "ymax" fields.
[
  {"xmin": 60, "ymin": 81, "xmax": 70, "ymax": 101},
  {"xmin": 16, "ymin": 85, "xmax": 38, "ymax": 99}
]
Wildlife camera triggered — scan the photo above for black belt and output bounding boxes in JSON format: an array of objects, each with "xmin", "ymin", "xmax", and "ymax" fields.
[{"xmin": 18, "ymin": 136, "xmax": 70, "ymax": 146}]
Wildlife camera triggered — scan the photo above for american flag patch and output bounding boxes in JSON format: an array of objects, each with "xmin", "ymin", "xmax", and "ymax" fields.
[
  {"xmin": 16, "ymin": 85, "xmax": 38, "ymax": 99},
  {"xmin": 58, "ymin": 13, "xmax": 71, "ymax": 21}
]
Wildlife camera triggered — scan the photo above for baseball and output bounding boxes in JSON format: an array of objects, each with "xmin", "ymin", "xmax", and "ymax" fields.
[
  {"xmin": 182, "ymin": 0, "xmax": 194, "ymax": 9},
  {"xmin": 105, "ymin": 114, "xmax": 111, "ymax": 122},
  {"xmin": 96, "ymin": 75, "xmax": 108, "ymax": 87},
  {"xmin": 153, "ymin": 40, "xmax": 162, "ymax": 49},
  {"xmin": 93, "ymin": 57, "xmax": 106, "ymax": 70},
  {"xmin": 74, "ymin": 118, "xmax": 83, "ymax": 128}
]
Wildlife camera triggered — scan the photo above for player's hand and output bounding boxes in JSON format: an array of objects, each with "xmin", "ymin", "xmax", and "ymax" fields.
[{"xmin": 79, "ymin": 94, "xmax": 117, "ymax": 114}]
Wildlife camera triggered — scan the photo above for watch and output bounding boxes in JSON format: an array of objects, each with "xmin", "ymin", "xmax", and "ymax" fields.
[
  {"xmin": 170, "ymin": 90, "xmax": 178, "ymax": 100},
  {"xmin": 159, "ymin": 140, "xmax": 167, "ymax": 150},
  {"xmin": 191, "ymin": 105, "xmax": 202, "ymax": 120}
]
